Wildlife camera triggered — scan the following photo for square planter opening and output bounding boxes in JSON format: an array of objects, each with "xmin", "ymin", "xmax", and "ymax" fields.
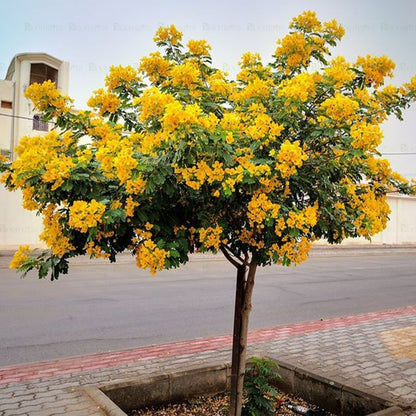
[{"xmin": 83, "ymin": 356, "xmax": 407, "ymax": 416}]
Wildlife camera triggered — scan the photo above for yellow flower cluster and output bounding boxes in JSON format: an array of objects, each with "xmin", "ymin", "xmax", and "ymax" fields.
[
  {"xmin": 162, "ymin": 101, "xmax": 202, "ymax": 131},
  {"xmin": 135, "ymin": 239, "xmax": 169, "ymax": 275},
  {"xmin": 323, "ymin": 19, "xmax": 345, "ymax": 40},
  {"xmin": 42, "ymin": 155, "xmax": 75, "ymax": 190},
  {"xmin": 244, "ymin": 113, "xmax": 284, "ymax": 142},
  {"xmin": 174, "ymin": 160, "xmax": 225, "ymax": 190},
  {"xmin": 355, "ymin": 190, "xmax": 390, "ymax": 237},
  {"xmin": 84, "ymin": 241, "xmax": 110, "ymax": 259},
  {"xmin": 208, "ymin": 71, "xmax": 233, "ymax": 96},
  {"xmin": 365, "ymin": 156, "xmax": 392, "ymax": 183},
  {"xmin": 278, "ymin": 72, "xmax": 320, "ymax": 103},
  {"xmin": 319, "ymin": 93, "xmax": 359, "ymax": 125},
  {"xmin": 290, "ymin": 10, "xmax": 322, "ymax": 32},
  {"xmin": 236, "ymin": 77, "xmax": 272, "ymax": 101},
  {"xmin": 269, "ymin": 236, "xmax": 312, "ymax": 265},
  {"xmin": 187, "ymin": 39, "xmax": 211, "ymax": 56},
  {"xmin": 9, "ymin": 245, "xmax": 30, "ymax": 269},
  {"xmin": 350, "ymin": 122, "xmax": 383, "ymax": 151},
  {"xmin": 139, "ymin": 52, "xmax": 171, "ymax": 83},
  {"xmin": 87, "ymin": 89, "xmax": 121, "ymax": 115},
  {"xmin": 170, "ymin": 61, "xmax": 200, "ymax": 89},
  {"xmin": 126, "ymin": 176, "xmax": 147, "ymax": 194},
  {"xmin": 40, "ymin": 205, "xmax": 75, "ymax": 256},
  {"xmin": 21, "ymin": 187, "xmax": 39, "ymax": 211},
  {"xmin": 286, "ymin": 205, "xmax": 318, "ymax": 233},
  {"xmin": 24, "ymin": 80, "xmax": 70, "ymax": 113},
  {"xmin": 239, "ymin": 52, "xmax": 262, "ymax": 68},
  {"xmin": 404, "ymin": 75, "xmax": 416, "ymax": 94},
  {"xmin": 324, "ymin": 57, "xmax": 355, "ymax": 88},
  {"xmin": 199, "ymin": 225, "xmax": 223, "ymax": 250},
  {"xmin": 237, "ymin": 229, "xmax": 265, "ymax": 249},
  {"xmin": 247, "ymin": 193, "xmax": 280, "ymax": 225},
  {"xmin": 125, "ymin": 196, "xmax": 139, "ymax": 217},
  {"xmin": 153, "ymin": 24, "xmax": 183, "ymax": 45},
  {"xmin": 274, "ymin": 140, "xmax": 307, "ymax": 178},
  {"xmin": 68, "ymin": 200, "xmax": 106, "ymax": 233},
  {"xmin": 235, "ymin": 156, "xmax": 271, "ymax": 180},
  {"xmin": 114, "ymin": 147, "xmax": 138, "ymax": 184},
  {"xmin": 275, "ymin": 32, "xmax": 311, "ymax": 69},
  {"xmin": 134, "ymin": 87, "xmax": 175, "ymax": 122},
  {"xmin": 11, "ymin": 131, "xmax": 68, "ymax": 188},
  {"xmin": 355, "ymin": 55, "xmax": 395, "ymax": 87},
  {"xmin": 222, "ymin": 166, "xmax": 244, "ymax": 192},
  {"xmin": 221, "ymin": 112, "xmax": 242, "ymax": 132},
  {"xmin": 105, "ymin": 65, "xmax": 138, "ymax": 91}
]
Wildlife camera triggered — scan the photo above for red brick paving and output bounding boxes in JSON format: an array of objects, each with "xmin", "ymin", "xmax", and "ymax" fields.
[{"xmin": 1, "ymin": 305, "xmax": 415, "ymax": 385}]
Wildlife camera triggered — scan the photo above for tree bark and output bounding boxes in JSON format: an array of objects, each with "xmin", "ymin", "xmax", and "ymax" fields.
[{"xmin": 229, "ymin": 260, "xmax": 257, "ymax": 416}]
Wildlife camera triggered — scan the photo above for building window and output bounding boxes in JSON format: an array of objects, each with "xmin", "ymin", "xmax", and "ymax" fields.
[
  {"xmin": 30, "ymin": 63, "xmax": 58, "ymax": 86},
  {"xmin": 33, "ymin": 115, "xmax": 49, "ymax": 131},
  {"xmin": 1, "ymin": 101, "xmax": 12, "ymax": 109}
]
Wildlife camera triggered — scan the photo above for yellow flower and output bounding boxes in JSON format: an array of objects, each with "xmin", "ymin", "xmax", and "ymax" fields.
[
  {"xmin": 355, "ymin": 55, "xmax": 395, "ymax": 87},
  {"xmin": 324, "ymin": 57, "xmax": 355, "ymax": 88},
  {"xmin": 323, "ymin": 19, "xmax": 345, "ymax": 40},
  {"xmin": 320, "ymin": 93, "xmax": 359, "ymax": 125},
  {"xmin": 139, "ymin": 52, "xmax": 171, "ymax": 83},
  {"xmin": 275, "ymin": 32, "xmax": 311, "ymax": 69},
  {"xmin": 135, "ymin": 239, "xmax": 169, "ymax": 275},
  {"xmin": 153, "ymin": 25, "xmax": 183, "ymax": 45},
  {"xmin": 105, "ymin": 65, "xmax": 138, "ymax": 91},
  {"xmin": 68, "ymin": 200, "xmax": 106, "ymax": 233},
  {"xmin": 10, "ymin": 245, "xmax": 30, "ymax": 269},
  {"xmin": 87, "ymin": 89, "xmax": 121, "ymax": 115},
  {"xmin": 275, "ymin": 140, "xmax": 307, "ymax": 178},
  {"xmin": 42, "ymin": 155, "xmax": 75, "ymax": 190},
  {"xmin": 350, "ymin": 122, "xmax": 383, "ymax": 151},
  {"xmin": 290, "ymin": 10, "xmax": 322, "ymax": 33},
  {"xmin": 187, "ymin": 39, "xmax": 211, "ymax": 56},
  {"xmin": 25, "ymin": 80, "xmax": 71, "ymax": 113},
  {"xmin": 199, "ymin": 226, "xmax": 223, "ymax": 250},
  {"xmin": 134, "ymin": 87, "xmax": 175, "ymax": 122},
  {"xmin": 40, "ymin": 205, "xmax": 75, "ymax": 256},
  {"xmin": 247, "ymin": 193, "xmax": 280, "ymax": 225},
  {"xmin": 278, "ymin": 72, "xmax": 320, "ymax": 103},
  {"xmin": 125, "ymin": 196, "xmax": 139, "ymax": 217},
  {"xmin": 170, "ymin": 61, "xmax": 200, "ymax": 90}
]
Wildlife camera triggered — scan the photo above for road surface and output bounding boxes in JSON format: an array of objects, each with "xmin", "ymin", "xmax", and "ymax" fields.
[{"xmin": 1, "ymin": 250, "xmax": 415, "ymax": 366}]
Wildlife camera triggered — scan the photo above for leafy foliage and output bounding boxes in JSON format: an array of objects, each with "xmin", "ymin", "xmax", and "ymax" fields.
[
  {"xmin": 1, "ymin": 10, "xmax": 415, "ymax": 279},
  {"xmin": 242, "ymin": 357, "xmax": 281, "ymax": 416}
]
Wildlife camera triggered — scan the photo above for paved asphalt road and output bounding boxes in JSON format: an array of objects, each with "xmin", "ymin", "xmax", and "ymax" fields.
[{"xmin": 1, "ymin": 251, "xmax": 416, "ymax": 366}]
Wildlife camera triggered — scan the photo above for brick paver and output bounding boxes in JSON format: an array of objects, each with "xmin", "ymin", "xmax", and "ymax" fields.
[{"xmin": 1, "ymin": 305, "xmax": 416, "ymax": 415}]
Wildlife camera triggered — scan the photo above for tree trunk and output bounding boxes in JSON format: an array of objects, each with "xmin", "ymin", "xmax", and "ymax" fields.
[{"xmin": 229, "ymin": 261, "xmax": 257, "ymax": 416}]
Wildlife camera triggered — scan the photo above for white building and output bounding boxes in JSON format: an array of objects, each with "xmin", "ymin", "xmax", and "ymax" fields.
[{"xmin": 0, "ymin": 53, "xmax": 69, "ymax": 248}]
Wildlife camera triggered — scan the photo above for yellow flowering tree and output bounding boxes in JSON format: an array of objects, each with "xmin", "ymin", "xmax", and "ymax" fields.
[{"xmin": 1, "ymin": 12, "xmax": 416, "ymax": 416}]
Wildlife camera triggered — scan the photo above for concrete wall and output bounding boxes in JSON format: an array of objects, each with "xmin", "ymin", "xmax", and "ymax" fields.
[
  {"xmin": 332, "ymin": 194, "xmax": 416, "ymax": 246},
  {"xmin": 1, "ymin": 193, "xmax": 415, "ymax": 250},
  {"xmin": 0, "ymin": 185, "xmax": 43, "ymax": 249}
]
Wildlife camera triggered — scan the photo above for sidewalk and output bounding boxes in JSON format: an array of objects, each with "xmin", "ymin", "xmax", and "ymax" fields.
[{"xmin": 1, "ymin": 305, "xmax": 415, "ymax": 415}]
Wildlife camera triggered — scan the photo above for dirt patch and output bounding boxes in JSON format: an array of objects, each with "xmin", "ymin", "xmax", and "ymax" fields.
[{"xmin": 131, "ymin": 391, "xmax": 334, "ymax": 415}]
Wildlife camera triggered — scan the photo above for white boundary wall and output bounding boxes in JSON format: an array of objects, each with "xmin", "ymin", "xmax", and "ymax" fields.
[{"xmin": 0, "ymin": 191, "xmax": 415, "ymax": 250}]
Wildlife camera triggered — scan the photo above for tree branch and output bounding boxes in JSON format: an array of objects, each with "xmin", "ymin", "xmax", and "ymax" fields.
[{"xmin": 220, "ymin": 244, "xmax": 246, "ymax": 268}]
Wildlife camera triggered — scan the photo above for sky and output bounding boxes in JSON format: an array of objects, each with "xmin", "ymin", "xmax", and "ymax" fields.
[{"xmin": 1, "ymin": 0, "xmax": 416, "ymax": 178}]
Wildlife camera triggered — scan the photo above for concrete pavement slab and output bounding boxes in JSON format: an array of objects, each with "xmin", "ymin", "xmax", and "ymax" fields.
[{"xmin": 1, "ymin": 305, "xmax": 416, "ymax": 415}]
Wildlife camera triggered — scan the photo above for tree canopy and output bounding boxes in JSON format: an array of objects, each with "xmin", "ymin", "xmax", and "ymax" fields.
[{"xmin": 1, "ymin": 10, "xmax": 415, "ymax": 279}]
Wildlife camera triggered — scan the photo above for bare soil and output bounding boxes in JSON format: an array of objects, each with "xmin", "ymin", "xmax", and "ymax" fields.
[{"xmin": 131, "ymin": 391, "xmax": 335, "ymax": 415}]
